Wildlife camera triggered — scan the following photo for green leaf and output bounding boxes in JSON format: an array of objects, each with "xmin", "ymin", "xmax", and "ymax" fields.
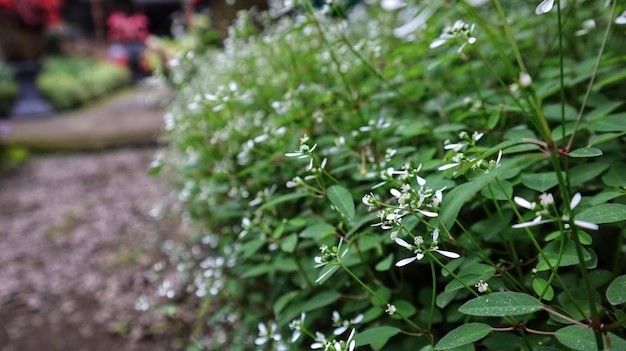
[
  {"xmin": 354, "ymin": 326, "xmax": 400, "ymax": 347},
  {"xmin": 590, "ymin": 190, "xmax": 624, "ymax": 206},
  {"xmin": 590, "ymin": 113, "xmax": 626, "ymax": 132},
  {"xmin": 606, "ymin": 275, "xmax": 626, "ymax": 305},
  {"xmin": 301, "ymin": 290, "xmax": 341, "ymax": 313},
  {"xmin": 536, "ymin": 241, "xmax": 592, "ymax": 272},
  {"xmin": 258, "ymin": 192, "xmax": 309, "ymax": 211},
  {"xmin": 568, "ymin": 147, "xmax": 603, "ymax": 158},
  {"xmin": 481, "ymin": 180, "xmax": 512, "ymax": 200},
  {"xmin": 434, "ymin": 323, "xmax": 491, "ymax": 350},
  {"xmin": 554, "ymin": 326, "xmax": 626, "ymax": 351},
  {"xmin": 280, "ymin": 233, "xmax": 298, "ymax": 253},
  {"xmin": 555, "ymin": 325, "xmax": 597, "ymax": 351},
  {"xmin": 299, "ymin": 222, "xmax": 335, "ymax": 240},
  {"xmin": 375, "ymin": 254, "xmax": 394, "ymax": 271},
  {"xmin": 577, "ymin": 203, "xmax": 626, "ymax": 224},
  {"xmin": 532, "ymin": 277, "xmax": 554, "ymax": 301},
  {"xmin": 602, "ymin": 164, "xmax": 626, "ymax": 187},
  {"xmin": 521, "ymin": 172, "xmax": 560, "ymax": 192},
  {"xmin": 458, "ymin": 292, "xmax": 543, "ymax": 316},
  {"xmin": 327, "ymin": 185, "xmax": 355, "ymax": 220}
]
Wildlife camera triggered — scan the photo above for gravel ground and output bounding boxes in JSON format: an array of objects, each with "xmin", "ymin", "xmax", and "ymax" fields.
[{"xmin": 0, "ymin": 146, "xmax": 188, "ymax": 350}]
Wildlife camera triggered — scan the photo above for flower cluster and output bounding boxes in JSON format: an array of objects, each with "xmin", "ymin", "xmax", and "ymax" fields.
[
  {"xmin": 430, "ymin": 20, "xmax": 477, "ymax": 52},
  {"xmin": 439, "ymin": 131, "xmax": 502, "ymax": 175},
  {"xmin": 513, "ymin": 192, "xmax": 598, "ymax": 230},
  {"xmin": 395, "ymin": 229, "xmax": 460, "ymax": 266},
  {"xmin": 311, "ymin": 328, "xmax": 356, "ymax": 351}
]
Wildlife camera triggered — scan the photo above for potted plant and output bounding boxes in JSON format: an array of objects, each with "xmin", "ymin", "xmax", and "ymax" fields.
[
  {"xmin": 0, "ymin": 0, "xmax": 63, "ymax": 118},
  {"xmin": 106, "ymin": 11, "xmax": 149, "ymax": 82}
]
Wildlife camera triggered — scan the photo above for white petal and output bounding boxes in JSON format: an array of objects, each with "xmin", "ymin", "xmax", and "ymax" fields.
[
  {"xmin": 395, "ymin": 256, "xmax": 417, "ymax": 267},
  {"xmin": 429, "ymin": 37, "xmax": 448, "ymax": 49},
  {"xmin": 390, "ymin": 188, "xmax": 402, "ymax": 198},
  {"xmin": 438, "ymin": 163, "xmax": 458, "ymax": 171},
  {"xmin": 416, "ymin": 175, "xmax": 426, "ymax": 186},
  {"xmin": 435, "ymin": 249, "xmax": 460, "ymax": 259},
  {"xmin": 514, "ymin": 196, "xmax": 534, "ymax": 210},
  {"xmin": 394, "ymin": 238, "xmax": 412, "ymax": 249},
  {"xmin": 616, "ymin": 12, "xmax": 626, "ymax": 24},
  {"xmin": 381, "ymin": 0, "xmax": 407, "ymax": 11},
  {"xmin": 570, "ymin": 192, "xmax": 582, "ymax": 209},
  {"xmin": 393, "ymin": 7, "xmax": 436, "ymax": 38},
  {"xmin": 512, "ymin": 216, "xmax": 548, "ymax": 228},
  {"xmin": 333, "ymin": 325, "xmax": 348, "ymax": 335},
  {"xmin": 432, "ymin": 228, "xmax": 440, "ymax": 242},
  {"xmin": 535, "ymin": 0, "xmax": 555, "ymax": 15},
  {"xmin": 417, "ymin": 209, "xmax": 439, "ymax": 217},
  {"xmin": 574, "ymin": 219, "xmax": 599, "ymax": 231}
]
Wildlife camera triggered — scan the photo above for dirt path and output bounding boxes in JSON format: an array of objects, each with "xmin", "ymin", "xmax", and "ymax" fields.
[{"xmin": 0, "ymin": 146, "xmax": 187, "ymax": 350}]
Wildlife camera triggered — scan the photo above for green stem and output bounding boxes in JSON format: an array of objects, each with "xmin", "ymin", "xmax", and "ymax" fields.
[{"xmin": 339, "ymin": 262, "xmax": 424, "ymax": 332}]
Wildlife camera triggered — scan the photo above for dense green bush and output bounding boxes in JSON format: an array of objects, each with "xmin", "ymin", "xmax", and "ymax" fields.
[
  {"xmin": 0, "ymin": 60, "xmax": 17, "ymax": 116},
  {"xmin": 37, "ymin": 57, "xmax": 130, "ymax": 110},
  {"xmin": 153, "ymin": 1, "xmax": 626, "ymax": 350}
]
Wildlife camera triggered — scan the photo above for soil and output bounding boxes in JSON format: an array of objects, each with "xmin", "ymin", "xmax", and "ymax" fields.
[{"xmin": 0, "ymin": 146, "xmax": 189, "ymax": 350}]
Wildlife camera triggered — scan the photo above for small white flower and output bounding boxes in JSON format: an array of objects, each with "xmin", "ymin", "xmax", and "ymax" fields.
[
  {"xmin": 575, "ymin": 19, "xmax": 596, "ymax": 36},
  {"xmin": 255, "ymin": 322, "xmax": 281, "ymax": 346},
  {"xmin": 385, "ymin": 304, "xmax": 397, "ymax": 315},
  {"xmin": 535, "ymin": 0, "xmax": 555, "ymax": 15},
  {"xmin": 475, "ymin": 280, "xmax": 489, "ymax": 293},
  {"xmin": 518, "ymin": 72, "xmax": 533, "ymax": 88},
  {"xmin": 539, "ymin": 193, "xmax": 554, "ymax": 207},
  {"xmin": 395, "ymin": 237, "xmax": 425, "ymax": 266},
  {"xmin": 288, "ymin": 312, "xmax": 306, "ymax": 342}
]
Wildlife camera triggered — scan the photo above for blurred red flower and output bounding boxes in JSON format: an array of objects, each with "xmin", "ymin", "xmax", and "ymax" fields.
[{"xmin": 0, "ymin": 0, "xmax": 63, "ymax": 27}]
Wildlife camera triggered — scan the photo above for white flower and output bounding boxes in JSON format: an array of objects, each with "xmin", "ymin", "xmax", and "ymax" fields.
[
  {"xmin": 385, "ymin": 304, "xmax": 397, "ymax": 315},
  {"xmin": 575, "ymin": 19, "xmax": 596, "ymax": 36},
  {"xmin": 255, "ymin": 322, "xmax": 281, "ymax": 346},
  {"xmin": 512, "ymin": 192, "xmax": 598, "ymax": 230},
  {"xmin": 430, "ymin": 20, "xmax": 477, "ymax": 52},
  {"xmin": 475, "ymin": 280, "xmax": 489, "ymax": 293},
  {"xmin": 289, "ymin": 312, "xmax": 306, "ymax": 342},
  {"xmin": 535, "ymin": 0, "xmax": 555, "ymax": 15},
  {"xmin": 332, "ymin": 311, "xmax": 364, "ymax": 335},
  {"xmin": 518, "ymin": 72, "xmax": 532, "ymax": 88},
  {"xmin": 395, "ymin": 237, "xmax": 425, "ymax": 266},
  {"xmin": 615, "ymin": 11, "xmax": 626, "ymax": 24},
  {"xmin": 311, "ymin": 331, "xmax": 329, "ymax": 350}
]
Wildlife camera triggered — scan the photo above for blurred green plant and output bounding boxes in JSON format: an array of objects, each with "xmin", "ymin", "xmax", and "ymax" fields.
[
  {"xmin": 37, "ymin": 56, "xmax": 130, "ymax": 110},
  {"xmin": 0, "ymin": 60, "xmax": 17, "ymax": 117},
  {"xmin": 150, "ymin": 0, "xmax": 626, "ymax": 350}
]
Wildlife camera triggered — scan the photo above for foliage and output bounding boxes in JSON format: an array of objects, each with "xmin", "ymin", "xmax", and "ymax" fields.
[
  {"xmin": 0, "ymin": 60, "xmax": 16, "ymax": 116},
  {"xmin": 153, "ymin": 0, "xmax": 626, "ymax": 350},
  {"xmin": 37, "ymin": 57, "xmax": 130, "ymax": 110}
]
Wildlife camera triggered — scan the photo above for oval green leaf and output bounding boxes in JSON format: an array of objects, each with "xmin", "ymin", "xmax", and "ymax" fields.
[
  {"xmin": 557, "ymin": 325, "xmax": 626, "ymax": 351},
  {"xmin": 532, "ymin": 277, "xmax": 555, "ymax": 301},
  {"xmin": 354, "ymin": 326, "xmax": 400, "ymax": 347},
  {"xmin": 434, "ymin": 323, "xmax": 491, "ymax": 350},
  {"xmin": 606, "ymin": 275, "xmax": 626, "ymax": 305},
  {"xmin": 568, "ymin": 147, "xmax": 603, "ymax": 158},
  {"xmin": 327, "ymin": 185, "xmax": 355, "ymax": 220},
  {"xmin": 458, "ymin": 292, "xmax": 543, "ymax": 316},
  {"xmin": 577, "ymin": 203, "xmax": 626, "ymax": 224},
  {"xmin": 521, "ymin": 172, "xmax": 560, "ymax": 192}
]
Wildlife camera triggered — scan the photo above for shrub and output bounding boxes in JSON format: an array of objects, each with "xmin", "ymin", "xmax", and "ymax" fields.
[
  {"xmin": 153, "ymin": 1, "xmax": 626, "ymax": 350},
  {"xmin": 37, "ymin": 56, "xmax": 131, "ymax": 110}
]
